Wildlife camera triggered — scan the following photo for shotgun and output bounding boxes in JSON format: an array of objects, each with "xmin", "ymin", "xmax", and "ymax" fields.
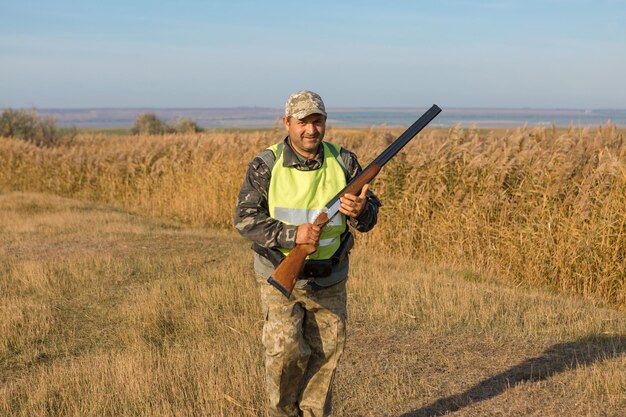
[{"xmin": 268, "ymin": 104, "xmax": 442, "ymax": 297}]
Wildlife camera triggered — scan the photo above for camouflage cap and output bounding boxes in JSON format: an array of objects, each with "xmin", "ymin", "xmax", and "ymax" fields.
[{"xmin": 284, "ymin": 90, "xmax": 327, "ymax": 119}]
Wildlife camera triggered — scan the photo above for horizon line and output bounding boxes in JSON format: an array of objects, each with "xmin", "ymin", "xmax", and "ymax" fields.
[{"xmin": 18, "ymin": 106, "xmax": 626, "ymax": 112}]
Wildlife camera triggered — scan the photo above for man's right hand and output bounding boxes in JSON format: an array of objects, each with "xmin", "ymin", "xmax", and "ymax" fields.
[{"xmin": 295, "ymin": 223, "xmax": 321, "ymax": 246}]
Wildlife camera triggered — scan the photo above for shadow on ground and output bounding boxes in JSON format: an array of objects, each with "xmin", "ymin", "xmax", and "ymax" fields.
[{"xmin": 399, "ymin": 334, "xmax": 626, "ymax": 417}]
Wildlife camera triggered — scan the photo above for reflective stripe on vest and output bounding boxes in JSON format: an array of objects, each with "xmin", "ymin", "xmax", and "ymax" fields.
[{"xmin": 268, "ymin": 141, "xmax": 347, "ymax": 260}]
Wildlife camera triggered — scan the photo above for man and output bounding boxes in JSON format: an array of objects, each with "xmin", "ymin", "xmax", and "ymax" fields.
[{"xmin": 234, "ymin": 90, "xmax": 380, "ymax": 417}]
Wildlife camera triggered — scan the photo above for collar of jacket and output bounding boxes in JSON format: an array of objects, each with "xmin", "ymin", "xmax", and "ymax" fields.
[{"xmin": 282, "ymin": 137, "xmax": 324, "ymax": 170}]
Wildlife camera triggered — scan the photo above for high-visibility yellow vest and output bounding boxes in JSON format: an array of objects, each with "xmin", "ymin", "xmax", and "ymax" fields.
[{"xmin": 268, "ymin": 141, "xmax": 347, "ymax": 260}]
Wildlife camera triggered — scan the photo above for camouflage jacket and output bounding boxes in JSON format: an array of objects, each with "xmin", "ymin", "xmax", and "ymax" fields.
[{"xmin": 234, "ymin": 137, "xmax": 381, "ymax": 249}]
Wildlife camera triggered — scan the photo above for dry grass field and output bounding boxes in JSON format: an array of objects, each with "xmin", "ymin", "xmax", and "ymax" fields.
[
  {"xmin": 0, "ymin": 191, "xmax": 624, "ymax": 416},
  {"xmin": 0, "ymin": 125, "xmax": 625, "ymax": 415}
]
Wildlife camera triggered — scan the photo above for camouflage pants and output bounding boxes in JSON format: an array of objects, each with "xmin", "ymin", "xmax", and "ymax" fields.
[{"xmin": 257, "ymin": 277, "xmax": 347, "ymax": 417}]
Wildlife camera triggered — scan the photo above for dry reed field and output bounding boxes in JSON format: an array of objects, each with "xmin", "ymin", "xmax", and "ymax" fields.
[
  {"xmin": 1, "ymin": 125, "xmax": 624, "ymax": 307},
  {"xmin": 0, "ymin": 125, "xmax": 625, "ymax": 416}
]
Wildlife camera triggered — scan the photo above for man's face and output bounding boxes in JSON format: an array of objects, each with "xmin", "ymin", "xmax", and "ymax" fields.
[{"xmin": 283, "ymin": 113, "xmax": 326, "ymax": 159}]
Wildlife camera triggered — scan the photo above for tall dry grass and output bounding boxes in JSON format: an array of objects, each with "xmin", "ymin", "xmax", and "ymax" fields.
[{"xmin": 0, "ymin": 125, "xmax": 624, "ymax": 308}]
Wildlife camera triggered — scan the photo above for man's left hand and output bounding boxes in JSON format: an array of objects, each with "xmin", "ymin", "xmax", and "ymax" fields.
[{"xmin": 339, "ymin": 184, "xmax": 369, "ymax": 218}]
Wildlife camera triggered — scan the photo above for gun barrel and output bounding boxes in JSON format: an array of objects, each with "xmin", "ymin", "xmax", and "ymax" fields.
[
  {"xmin": 371, "ymin": 104, "xmax": 442, "ymax": 168},
  {"xmin": 323, "ymin": 104, "xmax": 441, "ymax": 218},
  {"xmin": 268, "ymin": 104, "xmax": 442, "ymax": 298}
]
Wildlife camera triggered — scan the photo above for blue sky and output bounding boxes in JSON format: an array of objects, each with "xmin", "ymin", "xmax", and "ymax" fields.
[{"xmin": 1, "ymin": 0, "xmax": 625, "ymax": 109}]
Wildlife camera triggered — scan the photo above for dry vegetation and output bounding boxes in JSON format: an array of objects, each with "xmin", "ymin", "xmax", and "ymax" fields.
[
  {"xmin": 0, "ymin": 125, "xmax": 624, "ymax": 307},
  {"xmin": 0, "ymin": 126, "xmax": 625, "ymax": 416},
  {"xmin": 0, "ymin": 192, "xmax": 624, "ymax": 416}
]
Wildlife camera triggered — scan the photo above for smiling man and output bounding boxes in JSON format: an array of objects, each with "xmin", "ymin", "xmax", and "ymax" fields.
[{"xmin": 234, "ymin": 90, "xmax": 380, "ymax": 417}]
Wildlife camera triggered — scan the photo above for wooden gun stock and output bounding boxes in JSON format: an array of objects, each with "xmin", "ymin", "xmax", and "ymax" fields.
[{"xmin": 268, "ymin": 105, "xmax": 442, "ymax": 297}]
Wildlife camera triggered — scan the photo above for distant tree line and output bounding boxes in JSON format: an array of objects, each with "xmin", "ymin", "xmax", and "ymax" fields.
[
  {"xmin": 0, "ymin": 108, "xmax": 203, "ymax": 146},
  {"xmin": 0, "ymin": 108, "xmax": 70, "ymax": 147},
  {"xmin": 131, "ymin": 113, "xmax": 202, "ymax": 135}
]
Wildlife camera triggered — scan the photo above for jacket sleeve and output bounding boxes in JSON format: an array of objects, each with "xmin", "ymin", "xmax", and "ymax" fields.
[
  {"xmin": 341, "ymin": 149, "xmax": 381, "ymax": 233},
  {"xmin": 234, "ymin": 152, "xmax": 298, "ymax": 248}
]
